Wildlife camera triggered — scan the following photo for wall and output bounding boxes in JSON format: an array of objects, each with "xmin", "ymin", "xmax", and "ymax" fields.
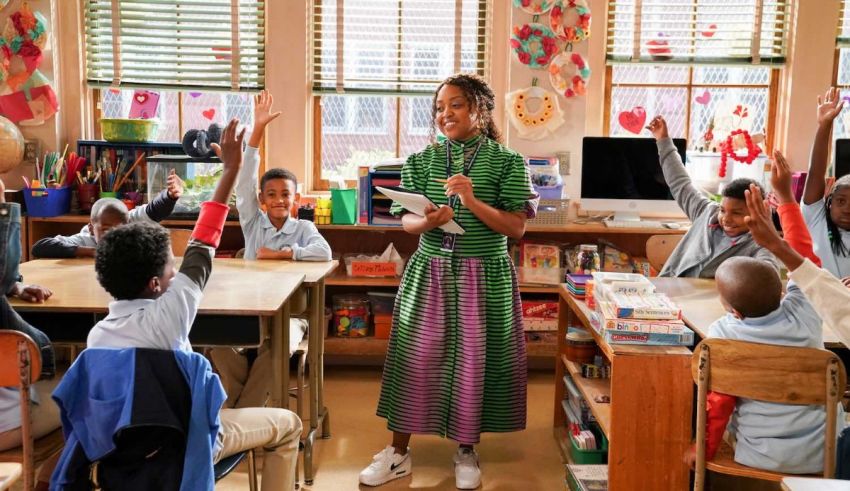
[{"xmin": 7, "ymin": 0, "xmax": 845, "ymax": 194}]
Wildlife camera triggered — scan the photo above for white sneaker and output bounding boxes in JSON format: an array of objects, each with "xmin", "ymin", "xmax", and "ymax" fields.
[
  {"xmin": 454, "ymin": 448, "xmax": 481, "ymax": 489},
  {"xmin": 359, "ymin": 445, "xmax": 412, "ymax": 486}
]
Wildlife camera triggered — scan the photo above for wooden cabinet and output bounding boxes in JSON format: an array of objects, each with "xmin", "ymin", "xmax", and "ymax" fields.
[{"xmin": 554, "ymin": 285, "xmax": 693, "ymax": 491}]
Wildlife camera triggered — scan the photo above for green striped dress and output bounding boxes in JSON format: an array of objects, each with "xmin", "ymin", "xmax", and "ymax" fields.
[{"xmin": 376, "ymin": 135, "xmax": 537, "ymax": 444}]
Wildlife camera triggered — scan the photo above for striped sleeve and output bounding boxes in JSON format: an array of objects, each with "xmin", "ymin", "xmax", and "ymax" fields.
[
  {"xmin": 390, "ymin": 152, "xmax": 425, "ymax": 216},
  {"xmin": 497, "ymin": 153, "xmax": 538, "ymax": 218}
]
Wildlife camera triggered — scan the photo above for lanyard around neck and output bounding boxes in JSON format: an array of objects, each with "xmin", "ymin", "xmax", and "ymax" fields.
[{"xmin": 445, "ymin": 138, "xmax": 484, "ymax": 209}]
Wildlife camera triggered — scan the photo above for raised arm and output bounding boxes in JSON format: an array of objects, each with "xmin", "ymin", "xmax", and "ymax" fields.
[
  {"xmin": 771, "ymin": 150, "xmax": 822, "ymax": 266},
  {"xmin": 235, "ymin": 90, "xmax": 282, "ymax": 223},
  {"xmin": 803, "ymin": 87, "xmax": 845, "ymax": 205},
  {"xmin": 647, "ymin": 116, "xmax": 712, "ymax": 221}
]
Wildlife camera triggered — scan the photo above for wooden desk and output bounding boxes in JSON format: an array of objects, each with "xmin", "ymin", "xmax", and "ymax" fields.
[
  {"xmin": 782, "ymin": 477, "xmax": 850, "ymax": 491},
  {"xmin": 652, "ymin": 277, "xmax": 844, "ymax": 348},
  {"xmin": 11, "ymin": 259, "xmax": 304, "ymax": 409},
  {"xmin": 216, "ymin": 259, "xmax": 338, "ymax": 485}
]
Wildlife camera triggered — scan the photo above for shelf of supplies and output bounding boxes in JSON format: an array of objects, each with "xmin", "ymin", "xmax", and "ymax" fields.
[
  {"xmin": 326, "ymin": 272, "xmax": 559, "ymax": 294},
  {"xmin": 315, "ymin": 222, "xmax": 689, "ymax": 234},
  {"xmin": 324, "ymin": 336, "xmax": 556, "ymax": 358},
  {"xmin": 554, "ymin": 426, "xmax": 575, "ymax": 464},
  {"xmin": 563, "ymin": 355, "xmax": 612, "ymax": 438},
  {"xmin": 316, "ymin": 224, "xmax": 403, "ymax": 231},
  {"xmin": 26, "ymin": 215, "xmax": 241, "ymax": 227}
]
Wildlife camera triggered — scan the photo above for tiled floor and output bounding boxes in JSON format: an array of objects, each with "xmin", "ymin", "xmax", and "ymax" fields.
[{"xmin": 217, "ymin": 367, "xmax": 565, "ymax": 490}]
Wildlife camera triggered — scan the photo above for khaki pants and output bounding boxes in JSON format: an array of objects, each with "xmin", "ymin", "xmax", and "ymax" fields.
[
  {"xmin": 210, "ymin": 319, "xmax": 307, "ymax": 409},
  {"xmin": 0, "ymin": 377, "xmax": 62, "ymax": 483},
  {"xmin": 214, "ymin": 407, "xmax": 302, "ymax": 491}
]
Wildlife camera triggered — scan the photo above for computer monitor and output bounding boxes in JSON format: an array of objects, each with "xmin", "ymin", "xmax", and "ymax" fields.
[
  {"xmin": 834, "ymin": 139, "xmax": 850, "ymax": 179},
  {"xmin": 581, "ymin": 136, "xmax": 688, "ymax": 221}
]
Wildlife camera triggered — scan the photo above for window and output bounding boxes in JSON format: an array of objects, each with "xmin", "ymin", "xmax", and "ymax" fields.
[
  {"xmin": 835, "ymin": 2, "xmax": 850, "ymax": 139},
  {"xmin": 605, "ymin": 0, "xmax": 788, "ymax": 150},
  {"xmin": 99, "ymin": 89, "xmax": 254, "ymax": 143},
  {"xmin": 311, "ymin": 0, "xmax": 490, "ymax": 188}
]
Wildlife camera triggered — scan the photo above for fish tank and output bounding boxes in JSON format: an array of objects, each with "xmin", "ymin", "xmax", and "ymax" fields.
[{"xmin": 146, "ymin": 154, "xmax": 238, "ymax": 218}]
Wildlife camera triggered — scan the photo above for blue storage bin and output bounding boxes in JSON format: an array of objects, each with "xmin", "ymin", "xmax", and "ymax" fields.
[{"xmin": 24, "ymin": 187, "xmax": 71, "ymax": 217}]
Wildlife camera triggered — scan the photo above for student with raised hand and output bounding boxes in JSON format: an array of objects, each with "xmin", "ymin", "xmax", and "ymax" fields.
[
  {"xmin": 79, "ymin": 119, "xmax": 302, "ymax": 490},
  {"xmin": 31, "ymin": 170, "xmax": 184, "ymax": 258},
  {"xmin": 646, "ymin": 115, "xmax": 778, "ymax": 278},
  {"xmin": 802, "ymin": 86, "xmax": 850, "ymax": 281}
]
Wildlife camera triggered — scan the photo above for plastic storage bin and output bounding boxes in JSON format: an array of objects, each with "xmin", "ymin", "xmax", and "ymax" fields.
[
  {"xmin": 147, "ymin": 154, "xmax": 236, "ymax": 218},
  {"xmin": 333, "ymin": 294, "xmax": 370, "ymax": 337},
  {"xmin": 569, "ymin": 423, "xmax": 608, "ymax": 464},
  {"xmin": 24, "ymin": 187, "xmax": 71, "ymax": 217}
]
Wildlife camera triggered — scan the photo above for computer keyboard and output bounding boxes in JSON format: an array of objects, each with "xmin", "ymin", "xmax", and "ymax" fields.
[{"xmin": 603, "ymin": 220, "xmax": 664, "ymax": 229}]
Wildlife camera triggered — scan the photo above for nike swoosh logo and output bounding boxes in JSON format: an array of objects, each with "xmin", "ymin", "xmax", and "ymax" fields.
[{"xmin": 390, "ymin": 454, "xmax": 409, "ymax": 472}]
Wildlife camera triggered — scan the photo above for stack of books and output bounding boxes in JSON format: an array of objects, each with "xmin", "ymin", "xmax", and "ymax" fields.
[
  {"xmin": 566, "ymin": 274, "xmax": 592, "ymax": 299},
  {"xmin": 589, "ymin": 272, "xmax": 694, "ymax": 346}
]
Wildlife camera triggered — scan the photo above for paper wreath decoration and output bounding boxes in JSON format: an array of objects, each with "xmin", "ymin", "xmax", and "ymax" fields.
[
  {"xmin": 718, "ymin": 129, "xmax": 762, "ymax": 178},
  {"xmin": 512, "ymin": 0, "xmax": 554, "ymax": 14},
  {"xmin": 506, "ymin": 86, "xmax": 565, "ymax": 140},
  {"xmin": 0, "ymin": 3, "xmax": 57, "ymax": 126},
  {"xmin": 550, "ymin": 0, "xmax": 591, "ymax": 44},
  {"xmin": 548, "ymin": 52, "xmax": 590, "ymax": 98},
  {"xmin": 510, "ymin": 23, "xmax": 559, "ymax": 70}
]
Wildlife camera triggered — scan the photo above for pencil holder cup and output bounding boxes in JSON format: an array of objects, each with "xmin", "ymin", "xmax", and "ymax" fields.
[
  {"xmin": 24, "ymin": 186, "xmax": 71, "ymax": 217},
  {"xmin": 77, "ymin": 183, "xmax": 99, "ymax": 213}
]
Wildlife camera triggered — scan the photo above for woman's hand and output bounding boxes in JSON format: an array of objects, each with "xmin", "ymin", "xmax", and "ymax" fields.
[
  {"xmin": 444, "ymin": 174, "xmax": 476, "ymax": 207},
  {"xmin": 424, "ymin": 203, "xmax": 454, "ymax": 228}
]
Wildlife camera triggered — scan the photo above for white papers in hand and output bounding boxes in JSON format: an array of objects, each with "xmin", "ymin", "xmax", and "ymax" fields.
[{"xmin": 376, "ymin": 186, "xmax": 465, "ymax": 235}]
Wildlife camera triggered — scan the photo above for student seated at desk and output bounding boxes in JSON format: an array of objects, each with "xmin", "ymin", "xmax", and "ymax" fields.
[
  {"xmin": 0, "ymin": 179, "xmax": 61, "ymax": 491},
  {"xmin": 647, "ymin": 116, "xmax": 778, "ymax": 278},
  {"xmin": 210, "ymin": 90, "xmax": 330, "ymax": 409},
  {"xmin": 30, "ymin": 171, "xmax": 183, "ymax": 259},
  {"xmin": 685, "ymin": 155, "xmax": 836, "ymax": 474},
  {"xmin": 83, "ymin": 120, "xmax": 302, "ymax": 491}
]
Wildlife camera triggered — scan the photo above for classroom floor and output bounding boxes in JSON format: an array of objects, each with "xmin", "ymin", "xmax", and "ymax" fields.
[{"xmin": 218, "ymin": 367, "xmax": 565, "ymax": 491}]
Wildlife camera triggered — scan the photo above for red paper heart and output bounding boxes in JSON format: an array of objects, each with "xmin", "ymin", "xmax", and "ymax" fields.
[
  {"xmin": 202, "ymin": 108, "xmax": 216, "ymax": 120},
  {"xmin": 701, "ymin": 24, "xmax": 717, "ymax": 38},
  {"xmin": 135, "ymin": 93, "xmax": 148, "ymax": 104},
  {"xmin": 618, "ymin": 107, "xmax": 647, "ymax": 134},
  {"xmin": 695, "ymin": 90, "xmax": 711, "ymax": 105},
  {"xmin": 109, "ymin": 89, "xmax": 120, "ymax": 95}
]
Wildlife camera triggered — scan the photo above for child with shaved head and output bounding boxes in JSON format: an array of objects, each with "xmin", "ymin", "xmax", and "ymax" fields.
[{"xmin": 688, "ymin": 256, "xmax": 829, "ymax": 474}]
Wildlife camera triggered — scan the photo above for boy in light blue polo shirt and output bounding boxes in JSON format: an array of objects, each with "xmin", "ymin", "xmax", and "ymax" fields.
[{"xmin": 211, "ymin": 90, "xmax": 331, "ymax": 409}]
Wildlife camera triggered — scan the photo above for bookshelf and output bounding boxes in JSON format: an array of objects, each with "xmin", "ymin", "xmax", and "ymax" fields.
[{"xmin": 554, "ymin": 285, "xmax": 693, "ymax": 490}]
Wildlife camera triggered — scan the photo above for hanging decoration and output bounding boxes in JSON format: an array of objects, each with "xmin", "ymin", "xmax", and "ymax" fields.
[
  {"xmin": 0, "ymin": 3, "xmax": 57, "ymax": 126},
  {"xmin": 513, "ymin": 0, "xmax": 554, "ymax": 14},
  {"xmin": 718, "ymin": 129, "xmax": 762, "ymax": 178},
  {"xmin": 548, "ymin": 52, "xmax": 590, "ymax": 98},
  {"xmin": 506, "ymin": 84, "xmax": 565, "ymax": 141},
  {"xmin": 510, "ymin": 23, "xmax": 559, "ymax": 70},
  {"xmin": 617, "ymin": 106, "xmax": 647, "ymax": 135},
  {"xmin": 550, "ymin": 0, "xmax": 591, "ymax": 44}
]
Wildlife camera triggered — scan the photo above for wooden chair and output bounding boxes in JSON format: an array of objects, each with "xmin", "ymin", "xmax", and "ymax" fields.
[
  {"xmin": 692, "ymin": 339, "xmax": 846, "ymax": 491},
  {"xmin": 0, "ymin": 331, "xmax": 62, "ymax": 491},
  {"xmin": 646, "ymin": 234, "xmax": 683, "ymax": 272},
  {"xmin": 169, "ymin": 228, "xmax": 193, "ymax": 257}
]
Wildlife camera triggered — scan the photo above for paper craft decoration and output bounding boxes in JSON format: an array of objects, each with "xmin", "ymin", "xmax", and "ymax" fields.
[
  {"xmin": 128, "ymin": 90, "xmax": 160, "ymax": 119},
  {"xmin": 548, "ymin": 52, "xmax": 590, "ymax": 98},
  {"xmin": 646, "ymin": 34, "xmax": 673, "ymax": 61},
  {"xmin": 718, "ymin": 129, "xmax": 761, "ymax": 178},
  {"xmin": 510, "ymin": 23, "xmax": 559, "ymax": 70},
  {"xmin": 0, "ymin": 3, "xmax": 58, "ymax": 125},
  {"xmin": 550, "ymin": 0, "xmax": 591, "ymax": 44},
  {"xmin": 695, "ymin": 90, "xmax": 711, "ymax": 105},
  {"xmin": 506, "ymin": 86, "xmax": 565, "ymax": 140},
  {"xmin": 618, "ymin": 106, "xmax": 646, "ymax": 134},
  {"xmin": 375, "ymin": 186, "xmax": 465, "ymax": 235},
  {"xmin": 513, "ymin": 0, "xmax": 554, "ymax": 14}
]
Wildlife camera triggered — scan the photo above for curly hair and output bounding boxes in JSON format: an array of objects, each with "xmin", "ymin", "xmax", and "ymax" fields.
[
  {"xmin": 826, "ymin": 174, "xmax": 850, "ymax": 257},
  {"xmin": 431, "ymin": 73, "xmax": 503, "ymax": 144},
  {"xmin": 96, "ymin": 222, "xmax": 172, "ymax": 300},
  {"xmin": 721, "ymin": 178, "xmax": 762, "ymax": 200},
  {"xmin": 261, "ymin": 168, "xmax": 298, "ymax": 193}
]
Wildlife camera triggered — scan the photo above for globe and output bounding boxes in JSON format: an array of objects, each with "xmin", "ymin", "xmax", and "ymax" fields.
[{"xmin": 0, "ymin": 116, "xmax": 24, "ymax": 174}]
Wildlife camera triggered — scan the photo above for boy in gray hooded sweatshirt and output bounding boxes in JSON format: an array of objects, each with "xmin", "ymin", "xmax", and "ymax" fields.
[{"xmin": 647, "ymin": 116, "xmax": 778, "ymax": 278}]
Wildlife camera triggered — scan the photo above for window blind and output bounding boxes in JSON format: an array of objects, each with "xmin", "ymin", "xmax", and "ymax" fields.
[
  {"xmin": 606, "ymin": 0, "xmax": 790, "ymax": 65},
  {"xmin": 838, "ymin": 0, "xmax": 850, "ymax": 48},
  {"xmin": 84, "ymin": 0, "xmax": 265, "ymax": 91},
  {"xmin": 311, "ymin": 0, "xmax": 491, "ymax": 95}
]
